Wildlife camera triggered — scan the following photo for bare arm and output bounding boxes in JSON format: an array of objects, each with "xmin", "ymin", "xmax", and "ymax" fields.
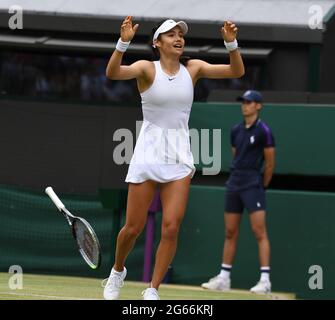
[
  {"xmin": 191, "ymin": 21, "xmax": 245, "ymax": 80},
  {"xmin": 263, "ymin": 147, "xmax": 275, "ymax": 188},
  {"xmin": 106, "ymin": 51, "xmax": 143, "ymax": 80},
  {"xmin": 106, "ymin": 16, "xmax": 145, "ymax": 80}
]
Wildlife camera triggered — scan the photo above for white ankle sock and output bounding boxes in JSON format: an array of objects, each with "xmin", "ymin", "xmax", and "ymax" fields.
[
  {"xmin": 112, "ymin": 267, "xmax": 124, "ymax": 276},
  {"xmin": 219, "ymin": 263, "xmax": 232, "ymax": 279},
  {"xmin": 260, "ymin": 267, "xmax": 270, "ymax": 282}
]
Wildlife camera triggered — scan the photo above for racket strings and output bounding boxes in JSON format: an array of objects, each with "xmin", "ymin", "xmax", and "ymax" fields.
[{"xmin": 74, "ymin": 219, "xmax": 101, "ymax": 268}]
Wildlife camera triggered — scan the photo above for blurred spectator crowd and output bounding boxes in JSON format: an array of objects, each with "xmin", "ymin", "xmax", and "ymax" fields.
[{"xmin": 0, "ymin": 52, "xmax": 261, "ymax": 103}]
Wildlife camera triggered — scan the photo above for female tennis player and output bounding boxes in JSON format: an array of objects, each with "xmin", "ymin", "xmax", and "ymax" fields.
[{"xmin": 103, "ymin": 16, "xmax": 244, "ymax": 300}]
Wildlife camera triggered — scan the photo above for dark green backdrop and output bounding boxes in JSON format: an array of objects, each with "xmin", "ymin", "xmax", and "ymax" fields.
[
  {"xmin": 1, "ymin": 184, "xmax": 334, "ymax": 299},
  {"xmin": 1, "ymin": 102, "xmax": 334, "ymax": 299},
  {"xmin": 190, "ymin": 103, "xmax": 335, "ymax": 176}
]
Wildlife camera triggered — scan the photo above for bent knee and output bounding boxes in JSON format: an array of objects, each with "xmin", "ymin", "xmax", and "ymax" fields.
[
  {"xmin": 122, "ymin": 225, "xmax": 144, "ymax": 239},
  {"xmin": 162, "ymin": 223, "xmax": 180, "ymax": 241}
]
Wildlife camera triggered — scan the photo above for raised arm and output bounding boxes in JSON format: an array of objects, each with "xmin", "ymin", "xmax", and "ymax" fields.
[
  {"xmin": 190, "ymin": 21, "xmax": 245, "ymax": 81},
  {"xmin": 106, "ymin": 16, "xmax": 147, "ymax": 80}
]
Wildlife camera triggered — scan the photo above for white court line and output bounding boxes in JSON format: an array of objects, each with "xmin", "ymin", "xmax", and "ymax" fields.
[{"xmin": 0, "ymin": 292, "xmax": 100, "ymax": 300}]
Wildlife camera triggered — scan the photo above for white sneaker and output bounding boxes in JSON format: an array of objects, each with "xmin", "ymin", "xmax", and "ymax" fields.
[
  {"xmin": 250, "ymin": 280, "xmax": 271, "ymax": 294},
  {"xmin": 201, "ymin": 275, "xmax": 231, "ymax": 291},
  {"xmin": 142, "ymin": 288, "xmax": 160, "ymax": 300},
  {"xmin": 102, "ymin": 267, "xmax": 127, "ymax": 300}
]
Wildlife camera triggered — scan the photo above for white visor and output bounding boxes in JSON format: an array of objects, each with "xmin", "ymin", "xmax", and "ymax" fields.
[{"xmin": 152, "ymin": 19, "xmax": 188, "ymax": 48}]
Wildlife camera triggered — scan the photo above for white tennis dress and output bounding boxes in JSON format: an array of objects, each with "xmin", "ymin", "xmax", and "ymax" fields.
[{"xmin": 125, "ymin": 60, "xmax": 195, "ymax": 183}]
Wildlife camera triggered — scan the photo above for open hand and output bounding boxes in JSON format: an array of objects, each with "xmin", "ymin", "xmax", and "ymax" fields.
[
  {"xmin": 120, "ymin": 16, "xmax": 139, "ymax": 42},
  {"xmin": 221, "ymin": 21, "xmax": 238, "ymax": 42}
]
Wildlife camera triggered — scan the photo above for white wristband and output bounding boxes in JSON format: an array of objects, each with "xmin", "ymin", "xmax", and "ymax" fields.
[
  {"xmin": 224, "ymin": 39, "xmax": 238, "ymax": 52},
  {"xmin": 116, "ymin": 38, "xmax": 130, "ymax": 52}
]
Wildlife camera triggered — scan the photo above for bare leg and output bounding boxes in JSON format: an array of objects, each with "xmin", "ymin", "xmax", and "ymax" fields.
[
  {"xmin": 150, "ymin": 174, "xmax": 192, "ymax": 289},
  {"xmin": 113, "ymin": 180, "xmax": 157, "ymax": 271},
  {"xmin": 222, "ymin": 212, "xmax": 242, "ymax": 265},
  {"xmin": 249, "ymin": 210, "xmax": 270, "ymax": 267}
]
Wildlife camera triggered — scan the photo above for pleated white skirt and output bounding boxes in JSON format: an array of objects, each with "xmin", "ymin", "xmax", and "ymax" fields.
[{"xmin": 125, "ymin": 120, "xmax": 195, "ymax": 184}]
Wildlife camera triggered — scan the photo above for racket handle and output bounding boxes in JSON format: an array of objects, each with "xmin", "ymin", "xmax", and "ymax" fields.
[{"xmin": 45, "ymin": 187, "xmax": 65, "ymax": 211}]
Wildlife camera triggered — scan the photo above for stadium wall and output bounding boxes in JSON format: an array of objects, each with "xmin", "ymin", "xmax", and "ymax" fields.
[
  {"xmin": 0, "ymin": 100, "xmax": 335, "ymax": 196},
  {"xmin": 190, "ymin": 102, "xmax": 335, "ymax": 176},
  {"xmin": 320, "ymin": 12, "xmax": 335, "ymax": 92},
  {"xmin": 173, "ymin": 185, "xmax": 335, "ymax": 300},
  {"xmin": 267, "ymin": 46, "xmax": 309, "ymax": 91}
]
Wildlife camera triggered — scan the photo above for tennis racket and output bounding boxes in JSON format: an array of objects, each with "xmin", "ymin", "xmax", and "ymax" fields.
[{"xmin": 45, "ymin": 187, "xmax": 101, "ymax": 269}]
